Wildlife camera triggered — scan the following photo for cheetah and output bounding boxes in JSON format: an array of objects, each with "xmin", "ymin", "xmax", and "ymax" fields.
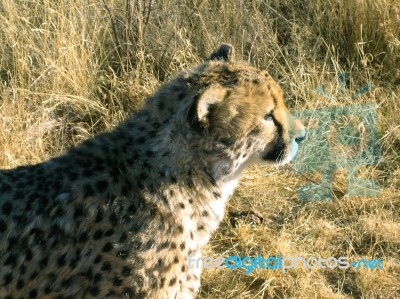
[{"xmin": 0, "ymin": 43, "xmax": 306, "ymax": 298}]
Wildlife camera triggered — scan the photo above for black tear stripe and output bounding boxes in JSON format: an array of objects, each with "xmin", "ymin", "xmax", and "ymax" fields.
[
  {"xmin": 187, "ymin": 95, "xmax": 203, "ymax": 134},
  {"xmin": 262, "ymin": 115, "xmax": 286, "ymax": 163}
]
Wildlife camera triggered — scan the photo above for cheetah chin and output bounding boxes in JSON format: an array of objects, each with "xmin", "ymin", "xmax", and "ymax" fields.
[{"xmin": 0, "ymin": 43, "xmax": 305, "ymax": 299}]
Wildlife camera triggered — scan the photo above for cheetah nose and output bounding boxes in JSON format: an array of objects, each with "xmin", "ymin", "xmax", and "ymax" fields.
[{"xmin": 295, "ymin": 133, "xmax": 306, "ymax": 144}]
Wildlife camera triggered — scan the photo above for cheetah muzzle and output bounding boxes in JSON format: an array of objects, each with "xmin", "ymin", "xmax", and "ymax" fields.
[{"xmin": 0, "ymin": 43, "xmax": 306, "ymax": 299}]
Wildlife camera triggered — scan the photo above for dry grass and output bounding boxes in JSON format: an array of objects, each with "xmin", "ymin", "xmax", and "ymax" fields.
[{"xmin": 1, "ymin": 0, "xmax": 399, "ymax": 298}]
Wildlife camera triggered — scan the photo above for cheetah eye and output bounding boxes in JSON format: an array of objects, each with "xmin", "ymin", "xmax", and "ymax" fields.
[{"xmin": 264, "ymin": 112, "xmax": 274, "ymax": 121}]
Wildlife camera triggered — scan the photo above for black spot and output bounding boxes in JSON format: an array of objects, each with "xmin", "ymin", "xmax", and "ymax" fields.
[
  {"xmin": 157, "ymin": 241, "xmax": 170, "ymax": 252},
  {"xmin": 173, "ymin": 256, "xmax": 179, "ymax": 263},
  {"xmin": 156, "ymin": 100, "xmax": 168, "ymax": 112},
  {"xmin": 121, "ymin": 214, "xmax": 130, "ymax": 224},
  {"xmin": 213, "ymin": 191, "xmax": 221, "ymax": 198},
  {"xmin": 96, "ymin": 180, "xmax": 108, "ymax": 192},
  {"xmin": 25, "ymin": 249, "xmax": 33, "ymax": 261},
  {"xmin": 106, "ymin": 192, "xmax": 117, "ymax": 205},
  {"xmin": 89, "ymin": 286, "xmax": 100, "ymax": 296},
  {"xmin": 7, "ymin": 237, "xmax": 18, "ymax": 250},
  {"xmin": 20, "ymin": 264, "xmax": 27, "ymax": 274},
  {"xmin": 78, "ymin": 232, "xmax": 88, "ymax": 243},
  {"xmin": 188, "ymin": 198, "xmax": 193, "ymax": 204},
  {"xmin": 57, "ymin": 253, "xmax": 67, "ymax": 266},
  {"xmin": 143, "ymin": 239, "xmax": 155, "ymax": 250},
  {"xmin": 93, "ymin": 230, "xmax": 103, "ymax": 240},
  {"xmin": 39, "ymin": 256, "xmax": 48, "ymax": 269},
  {"xmin": 17, "ymin": 279, "xmax": 24, "ymax": 289},
  {"xmin": 0, "ymin": 182, "xmax": 11, "ymax": 193},
  {"xmin": 105, "ymin": 228, "xmax": 114, "ymax": 237},
  {"xmin": 160, "ymin": 194, "xmax": 169, "ymax": 205},
  {"xmin": 136, "ymin": 136, "xmax": 146, "ymax": 144},
  {"xmin": 176, "ymin": 92, "xmax": 186, "ymax": 101},
  {"xmin": 109, "ymin": 213, "xmax": 118, "ymax": 226},
  {"xmin": 181, "ymin": 264, "xmax": 187, "ymax": 272},
  {"xmin": 127, "ymin": 204, "xmax": 137, "ymax": 214},
  {"xmin": 170, "ymin": 175, "xmax": 177, "ymax": 183},
  {"xmin": 149, "ymin": 208, "xmax": 157, "ymax": 217},
  {"xmin": 177, "ymin": 225, "xmax": 184, "ymax": 234},
  {"xmin": 180, "ymin": 243, "xmax": 186, "ymax": 250},
  {"xmin": 29, "ymin": 288, "xmax": 38, "ymax": 298},
  {"xmin": 101, "ymin": 262, "xmax": 112, "ymax": 272},
  {"xmin": 202, "ymin": 210, "xmax": 209, "ymax": 217},
  {"xmin": 179, "ymin": 203, "xmax": 185, "ymax": 209},
  {"xmin": 198, "ymin": 224, "xmax": 205, "ymax": 230},
  {"xmin": 186, "ymin": 179, "xmax": 194, "ymax": 189},
  {"xmin": 0, "ymin": 219, "xmax": 7, "ymax": 233},
  {"xmin": 30, "ymin": 271, "xmax": 38, "ymax": 280},
  {"xmin": 170, "ymin": 242, "xmax": 177, "ymax": 249},
  {"xmin": 73, "ymin": 205, "xmax": 85, "ymax": 218},
  {"xmin": 44, "ymin": 285, "xmax": 52, "ymax": 294},
  {"xmin": 121, "ymin": 266, "xmax": 132, "ymax": 276},
  {"xmin": 85, "ymin": 267, "xmax": 93, "ymax": 279},
  {"xmin": 83, "ymin": 168, "xmax": 94, "ymax": 177},
  {"xmin": 95, "ymin": 208, "xmax": 104, "ymax": 223},
  {"xmin": 83, "ymin": 183, "xmax": 95, "ymax": 197},
  {"xmin": 113, "ymin": 276, "xmax": 123, "ymax": 286},
  {"xmin": 150, "ymin": 275, "xmax": 158, "ymax": 288},
  {"xmin": 67, "ymin": 170, "xmax": 78, "ymax": 181},
  {"xmin": 3, "ymin": 273, "xmax": 12, "ymax": 286},
  {"xmin": 160, "ymin": 278, "xmax": 165, "ymax": 288},
  {"xmin": 61, "ymin": 278, "xmax": 72, "ymax": 287},
  {"xmin": 102, "ymin": 242, "xmax": 113, "ymax": 252},
  {"xmin": 169, "ymin": 277, "xmax": 177, "ymax": 286},
  {"xmin": 94, "ymin": 273, "xmax": 102, "ymax": 283},
  {"xmin": 2, "ymin": 201, "xmax": 13, "ymax": 216},
  {"xmin": 69, "ymin": 254, "xmax": 80, "ymax": 268},
  {"xmin": 157, "ymin": 258, "xmax": 164, "ymax": 267},
  {"xmin": 148, "ymin": 130, "xmax": 157, "ymax": 138},
  {"xmin": 94, "ymin": 254, "xmax": 102, "ymax": 264},
  {"xmin": 119, "ymin": 232, "xmax": 128, "ymax": 243},
  {"xmin": 93, "ymin": 164, "xmax": 105, "ymax": 173},
  {"xmin": 121, "ymin": 185, "xmax": 129, "ymax": 197},
  {"xmin": 220, "ymin": 137, "xmax": 235, "ymax": 147},
  {"xmin": 4, "ymin": 253, "xmax": 17, "ymax": 267}
]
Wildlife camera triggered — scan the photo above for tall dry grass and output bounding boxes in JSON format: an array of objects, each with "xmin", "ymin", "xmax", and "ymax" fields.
[{"xmin": 0, "ymin": 0, "xmax": 399, "ymax": 298}]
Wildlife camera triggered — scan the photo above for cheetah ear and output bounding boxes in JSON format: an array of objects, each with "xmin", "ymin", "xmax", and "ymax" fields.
[
  {"xmin": 188, "ymin": 85, "xmax": 227, "ymax": 130},
  {"xmin": 208, "ymin": 43, "xmax": 235, "ymax": 61}
]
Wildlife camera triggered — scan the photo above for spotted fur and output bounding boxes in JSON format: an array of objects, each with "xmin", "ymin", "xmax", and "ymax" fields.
[{"xmin": 0, "ymin": 44, "xmax": 305, "ymax": 298}]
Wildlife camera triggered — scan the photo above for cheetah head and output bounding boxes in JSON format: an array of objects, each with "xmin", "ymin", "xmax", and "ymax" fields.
[
  {"xmin": 186, "ymin": 44, "xmax": 306, "ymax": 169},
  {"xmin": 144, "ymin": 44, "xmax": 306, "ymax": 181}
]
